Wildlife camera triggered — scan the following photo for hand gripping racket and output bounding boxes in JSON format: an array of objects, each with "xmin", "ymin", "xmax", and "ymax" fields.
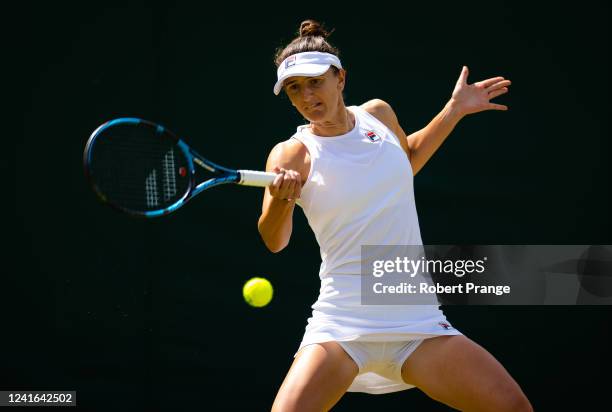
[{"xmin": 83, "ymin": 118, "xmax": 276, "ymax": 217}]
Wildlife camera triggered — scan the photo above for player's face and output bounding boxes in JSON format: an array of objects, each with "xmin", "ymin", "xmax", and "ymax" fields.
[{"xmin": 284, "ymin": 68, "xmax": 346, "ymax": 122}]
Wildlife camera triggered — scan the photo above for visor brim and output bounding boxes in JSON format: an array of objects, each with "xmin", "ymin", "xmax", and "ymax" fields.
[{"xmin": 273, "ymin": 64, "xmax": 333, "ymax": 95}]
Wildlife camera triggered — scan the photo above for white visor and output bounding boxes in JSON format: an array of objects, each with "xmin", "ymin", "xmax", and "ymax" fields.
[{"xmin": 274, "ymin": 51, "xmax": 342, "ymax": 95}]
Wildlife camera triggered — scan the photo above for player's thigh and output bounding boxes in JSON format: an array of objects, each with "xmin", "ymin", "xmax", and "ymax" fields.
[
  {"xmin": 272, "ymin": 341, "xmax": 359, "ymax": 412},
  {"xmin": 401, "ymin": 335, "xmax": 532, "ymax": 412}
]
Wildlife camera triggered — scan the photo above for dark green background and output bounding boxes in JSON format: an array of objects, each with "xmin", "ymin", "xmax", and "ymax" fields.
[{"xmin": 12, "ymin": 1, "xmax": 610, "ymax": 411}]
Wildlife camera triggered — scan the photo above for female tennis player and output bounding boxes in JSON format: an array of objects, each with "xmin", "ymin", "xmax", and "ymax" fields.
[{"xmin": 258, "ymin": 20, "xmax": 532, "ymax": 412}]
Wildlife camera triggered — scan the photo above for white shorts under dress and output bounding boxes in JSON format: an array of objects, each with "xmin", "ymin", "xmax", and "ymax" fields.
[{"xmin": 295, "ymin": 328, "xmax": 461, "ymax": 394}]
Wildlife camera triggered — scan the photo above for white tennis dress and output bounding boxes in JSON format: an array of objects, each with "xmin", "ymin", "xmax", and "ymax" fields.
[{"xmin": 290, "ymin": 105, "xmax": 461, "ymax": 394}]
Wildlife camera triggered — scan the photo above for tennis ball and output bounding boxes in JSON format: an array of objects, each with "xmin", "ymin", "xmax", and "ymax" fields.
[{"xmin": 243, "ymin": 277, "xmax": 273, "ymax": 307}]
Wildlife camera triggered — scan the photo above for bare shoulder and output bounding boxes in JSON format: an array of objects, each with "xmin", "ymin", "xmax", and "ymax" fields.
[
  {"xmin": 360, "ymin": 99, "xmax": 398, "ymax": 126},
  {"xmin": 360, "ymin": 99, "xmax": 410, "ymax": 155},
  {"xmin": 266, "ymin": 138, "xmax": 310, "ymax": 179}
]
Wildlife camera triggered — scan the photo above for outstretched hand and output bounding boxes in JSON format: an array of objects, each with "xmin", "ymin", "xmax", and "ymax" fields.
[{"xmin": 450, "ymin": 66, "xmax": 511, "ymax": 117}]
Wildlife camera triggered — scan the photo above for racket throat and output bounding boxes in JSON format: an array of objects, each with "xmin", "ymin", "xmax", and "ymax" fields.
[{"xmin": 193, "ymin": 157, "xmax": 216, "ymax": 173}]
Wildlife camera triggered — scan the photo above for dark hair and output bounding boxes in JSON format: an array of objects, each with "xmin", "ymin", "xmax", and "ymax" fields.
[{"xmin": 274, "ymin": 19, "xmax": 340, "ymax": 70}]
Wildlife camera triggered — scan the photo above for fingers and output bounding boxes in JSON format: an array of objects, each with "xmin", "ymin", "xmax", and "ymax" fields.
[
  {"xmin": 488, "ymin": 102, "xmax": 508, "ymax": 111},
  {"xmin": 287, "ymin": 170, "xmax": 302, "ymax": 200},
  {"xmin": 488, "ymin": 87, "xmax": 509, "ymax": 100},
  {"xmin": 476, "ymin": 76, "xmax": 506, "ymax": 88},
  {"xmin": 486, "ymin": 79, "xmax": 511, "ymax": 92},
  {"xmin": 456, "ymin": 66, "xmax": 469, "ymax": 85},
  {"xmin": 272, "ymin": 166, "xmax": 285, "ymax": 185},
  {"xmin": 281, "ymin": 169, "xmax": 301, "ymax": 200},
  {"xmin": 284, "ymin": 170, "xmax": 297, "ymax": 195},
  {"xmin": 271, "ymin": 167, "xmax": 288, "ymax": 190},
  {"xmin": 269, "ymin": 167, "xmax": 301, "ymax": 201}
]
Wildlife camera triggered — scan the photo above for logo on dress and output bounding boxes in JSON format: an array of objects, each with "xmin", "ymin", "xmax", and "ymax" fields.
[
  {"xmin": 285, "ymin": 55, "xmax": 297, "ymax": 68},
  {"xmin": 438, "ymin": 321, "xmax": 452, "ymax": 330},
  {"xmin": 365, "ymin": 130, "xmax": 380, "ymax": 142}
]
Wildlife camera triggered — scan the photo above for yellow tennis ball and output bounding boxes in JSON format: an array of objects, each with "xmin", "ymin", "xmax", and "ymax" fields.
[{"xmin": 243, "ymin": 277, "xmax": 273, "ymax": 307}]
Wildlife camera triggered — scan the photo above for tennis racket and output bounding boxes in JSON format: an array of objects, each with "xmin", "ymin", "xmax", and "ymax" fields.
[{"xmin": 83, "ymin": 118, "xmax": 277, "ymax": 217}]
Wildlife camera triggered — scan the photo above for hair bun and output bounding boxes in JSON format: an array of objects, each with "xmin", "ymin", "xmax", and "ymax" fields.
[{"xmin": 299, "ymin": 19, "xmax": 332, "ymax": 38}]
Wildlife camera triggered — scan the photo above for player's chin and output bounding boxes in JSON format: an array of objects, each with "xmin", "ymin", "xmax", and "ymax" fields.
[{"xmin": 302, "ymin": 107, "xmax": 326, "ymax": 122}]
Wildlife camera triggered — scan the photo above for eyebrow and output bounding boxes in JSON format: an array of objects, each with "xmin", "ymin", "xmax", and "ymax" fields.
[{"xmin": 285, "ymin": 76, "xmax": 323, "ymax": 87}]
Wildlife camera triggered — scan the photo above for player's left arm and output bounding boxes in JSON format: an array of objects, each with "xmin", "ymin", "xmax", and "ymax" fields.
[{"xmin": 364, "ymin": 66, "xmax": 511, "ymax": 175}]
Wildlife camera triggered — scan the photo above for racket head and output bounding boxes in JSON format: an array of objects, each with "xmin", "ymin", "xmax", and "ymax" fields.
[{"xmin": 84, "ymin": 118, "xmax": 195, "ymax": 217}]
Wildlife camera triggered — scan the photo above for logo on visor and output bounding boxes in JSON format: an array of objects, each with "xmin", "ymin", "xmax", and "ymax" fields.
[
  {"xmin": 286, "ymin": 55, "xmax": 297, "ymax": 68},
  {"xmin": 365, "ymin": 131, "xmax": 380, "ymax": 142}
]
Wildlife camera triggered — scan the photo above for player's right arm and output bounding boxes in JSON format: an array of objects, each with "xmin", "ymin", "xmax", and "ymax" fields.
[{"xmin": 257, "ymin": 140, "xmax": 308, "ymax": 253}]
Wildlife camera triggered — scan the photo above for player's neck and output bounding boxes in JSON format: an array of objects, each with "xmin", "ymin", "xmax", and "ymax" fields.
[{"xmin": 310, "ymin": 107, "xmax": 354, "ymax": 137}]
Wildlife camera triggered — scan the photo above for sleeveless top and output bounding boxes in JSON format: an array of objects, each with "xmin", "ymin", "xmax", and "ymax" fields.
[{"xmin": 290, "ymin": 105, "xmax": 461, "ymax": 393}]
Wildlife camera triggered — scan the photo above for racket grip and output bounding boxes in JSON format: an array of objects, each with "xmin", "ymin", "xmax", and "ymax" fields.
[{"xmin": 237, "ymin": 170, "xmax": 277, "ymax": 187}]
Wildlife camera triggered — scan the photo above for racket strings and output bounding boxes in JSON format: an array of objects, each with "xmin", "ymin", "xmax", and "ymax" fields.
[
  {"xmin": 162, "ymin": 149, "xmax": 177, "ymax": 201},
  {"xmin": 90, "ymin": 125, "xmax": 190, "ymax": 212}
]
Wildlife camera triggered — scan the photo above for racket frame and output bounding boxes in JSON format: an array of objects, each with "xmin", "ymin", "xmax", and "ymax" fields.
[{"xmin": 84, "ymin": 118, "xmax": 245, "ymax": 218}]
